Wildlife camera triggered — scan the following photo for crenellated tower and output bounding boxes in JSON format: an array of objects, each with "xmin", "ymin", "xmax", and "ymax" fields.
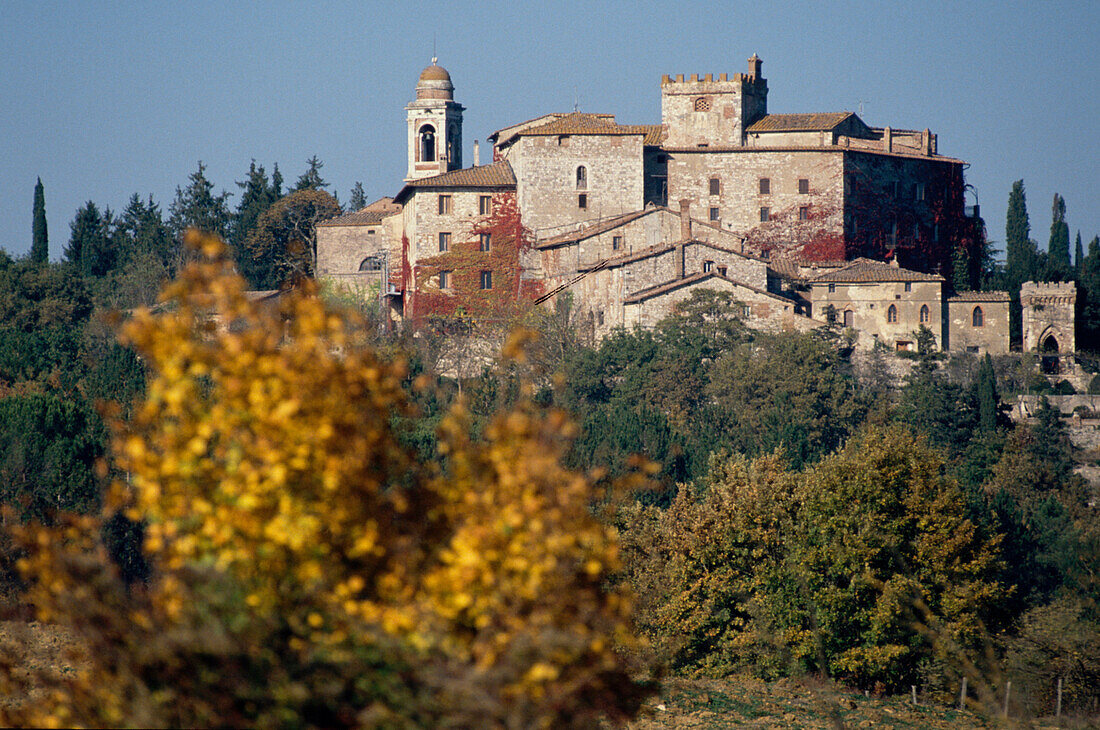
[
  {"xmin": 660, "ymin": 54, "xmax": 768, "ymax": 148},
  {"xmin": 406, "ymin": 58, "xmax": 464, "ymax": 181}
]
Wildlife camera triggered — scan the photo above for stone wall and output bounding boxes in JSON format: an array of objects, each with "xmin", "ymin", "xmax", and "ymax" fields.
[
  {"xmin": 1022, "ymin": 280, "xmax": 1077, "ymax": 353},
  {"xmin": 623, "ymin": 277, "xmax": 814, "ymax": 334},
  {"xmin": 946, "ymin": 296, "xmax": 1010, "ymax": 354},
  {"xmin": 660, "ymin": 72, "xmax": 765, "ymax": 148},
  {"xmin": 403, "ymin": 187, "xmax": 505, "ymax": 291},
  {"xmin": 316, "ymin": 221, "xmax": 393, "ymax": 276},
  {"xmin": 810, "ymin": 279, "xmax": 943, "ymax": 350},
  {"xmin": 511, "ymin": 134, "xmax": 644, "ymax": 236},
  {"xmin": 666, "ymin": 149, "xmax": 845, "ymax": 258}
]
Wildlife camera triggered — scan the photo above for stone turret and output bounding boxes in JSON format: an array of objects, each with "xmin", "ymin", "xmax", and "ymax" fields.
[
  {"xmin": 660, "ymin": 55, "xmax": 768, "ymax": 148},
  {"xmin": 1021, "ymin": 280, "xmax": 1077, "ymax": 354}
]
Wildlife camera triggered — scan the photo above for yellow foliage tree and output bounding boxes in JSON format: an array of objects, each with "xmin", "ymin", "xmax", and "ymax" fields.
[{"xmin": 0, "ymin": 231, "xmax": 649, "ymax": 728}]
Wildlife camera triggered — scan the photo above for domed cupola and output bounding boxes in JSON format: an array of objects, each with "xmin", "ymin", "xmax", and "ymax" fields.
[
  {"xmin": 406, "ymin": 57, "xmax": 465, "ymax": 181},
  {"xmin": 416, "ymin": 59, "xmax": 454, "ymax": 101}
]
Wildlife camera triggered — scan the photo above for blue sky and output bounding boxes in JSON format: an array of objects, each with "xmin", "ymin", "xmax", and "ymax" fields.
[{"xmin": 3, "ymin": 0, "xmax": 1098, "ymax": 262}]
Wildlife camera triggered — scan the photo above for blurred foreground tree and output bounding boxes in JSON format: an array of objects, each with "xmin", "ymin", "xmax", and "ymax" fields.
[{"xmin": 0, "ymin": 231, "xmax": 650, "ymax": 727}]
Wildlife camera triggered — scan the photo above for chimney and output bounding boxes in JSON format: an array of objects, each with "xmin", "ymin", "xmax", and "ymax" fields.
[
  {"xmin": 884, "ymin": 126, "xmax": 892, "ymax": 153},
  {"xmin": 473, "ymin": 140, "xmax": 480, "ymax": 166},
  {"xmin": 679, "ymin": 198, "xmax": 692, "ymax": 241},
  {"xmin": 748, "ymin": 53, "xmax": 762, "ymax": 79}
]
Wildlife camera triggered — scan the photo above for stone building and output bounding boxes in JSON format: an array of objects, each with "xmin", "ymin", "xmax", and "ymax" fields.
[
  {"xmin": 1021, "ymin": 281, "xmax": 1077, "ymax": 357},
  {"xmin": 808, "ymin": 258, "xmax": 1010, "ymax": 354},
  {"xmin": 317, "ymin": 55, "xmax": 988, "ymax": 342}
]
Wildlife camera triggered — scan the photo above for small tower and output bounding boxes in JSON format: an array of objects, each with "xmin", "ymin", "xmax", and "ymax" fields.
[{"xmin": 406, "ymin": 58, "xmax": 465, "ymax": 181}]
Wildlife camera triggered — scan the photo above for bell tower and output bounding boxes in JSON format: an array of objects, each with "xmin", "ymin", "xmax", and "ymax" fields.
[{"xmin": 406, "ymin": 58, "xmax": 465, "ymax": 181}]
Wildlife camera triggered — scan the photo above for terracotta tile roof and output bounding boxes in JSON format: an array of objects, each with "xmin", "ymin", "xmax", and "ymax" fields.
[
  {"xmin": 317, "ymin": 206, "xmax": 398, "ymax": 227},
  {"xmin": 538, "ymin": 209, "xmax": 655, "ymax": 249},
  {"xmin": 624, "ymin": 271, "xmax": 793, "ymax": 305},
  {"xmin": 810, "ymin": 258, "xmax": 944, "ymax": 283},
  {"xmin": 948, "ymin": 290, "xmax": 1010, "ymax": 302},
  {"xmin": 624, "ymin": 124, "xmax": 666, "ymax": 145},
  {"xmin": 405, "ymin": 160, "xmax": 516, "ymax": 188},
  {"xmin": 520, "ymin": 112, "xmax": 644, "ymax": 137},
  {"xmin": 746, "ymin": 112, "xmax": 855, "ymax": 133},
  {"xmin": 577, "ymin": 237, "xmax": 754, "ymax": 272}
]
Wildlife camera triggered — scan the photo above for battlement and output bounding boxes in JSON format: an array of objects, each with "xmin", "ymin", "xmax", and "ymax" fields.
[
  {"xmin": 661, "ymin": 72, "xmax": 748, "ymax": 85},
  {"xmin": 1022, "ymin": 281, "xmax": 1077, "ymax": 298}
]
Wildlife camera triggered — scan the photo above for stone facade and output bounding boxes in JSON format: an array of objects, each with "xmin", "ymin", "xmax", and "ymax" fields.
[
  {"xmin": 316, "ymin": 55, "xmax": 992, "ymax": 344},
  {"xmin": 945, "ymin": 292, "xmax": 1010, "ymax": 354},
  {"xmin": 1022, "ymin": 281, "xmax": 1077, "ymax": 354},
  {"xmin": 808, "ymin": 258, "xmax": 1011, "ymax": 354}
]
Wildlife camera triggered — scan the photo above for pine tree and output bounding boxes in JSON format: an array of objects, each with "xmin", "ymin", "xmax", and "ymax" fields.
[
  {"xmin": 31, "ymin": 178, "xmax": 48, "ymax": 263},
  {"xmin": 64, "ymin": 201, "xmax": 115, "ymax": 277},
  {"xmin": 1048, "ymin": 193, "xmax": 1071, "ymax": 280},
  {"xmin": 231, "ymin": 161, "xmax": 280, "ymax": 288},
  {"xmin": 118, "ymin": 194, "xmax": 171, "ymax": 267},
  {"xmin": 271, "ymin": 163, "xmax": 283, "ymax": 198},
  {"xmin": 1005, "ymin": 180, "xmax": 1036, "ymax": 288},
  {"xmin": 348, "ymin": 182, "xmax": 367, "ymax": 211},
  {"xmin": 168, "ymin": 162, "xmax": 232, "ymax": 240},
  {"xmin": 292, "ymin": 156, "xmax": 328, "ymax": 192}
]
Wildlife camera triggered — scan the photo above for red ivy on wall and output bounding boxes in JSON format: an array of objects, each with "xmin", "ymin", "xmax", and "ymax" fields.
[{"xmin": 410, "ymin": 192, "xmax": 544, "ymax": 324}]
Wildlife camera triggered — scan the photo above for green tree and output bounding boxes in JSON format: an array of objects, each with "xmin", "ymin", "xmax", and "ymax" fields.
[
  {"xmin": 1047, "ymin": 193, "xmax": 1071, "ymax": 280},
  {"xmin": 1074, "ymin": 230, "xmax": 1084, "ymax": 278},
  {"xmin": 0, "ymin": 392, "xmax": 105, "ymax": 521},
  {"xmin": 347, "ymin": 181, "xmax": 366, "ymax": 211},
  {"xmin": 623, "ymin": 428, "xmax": 1004, "ymax": 689},
  {"xmin": 975, "ymin": 353, "xmax": 1000, "ymax": 434},
  {"xmin": 707, "ymin": 330, "xmax": 867, "ymax": 468},
  {"xmin": 231, "ymin": 161, "xmax": 280, "ymax": 287},
  {"xmin": 292, "ymin": 155, "xmax": 328, "ymax": 192},
  {"xmin": 168, "ymin": 161, "xmax": 232, "ymax": 241},
  {"xmin": 1005, "ymin": 180, "xmax": 1037, "ymax": 288},
  {"xmin": 243, "ymin": 188, "xmax": 341, "ymax": 287},
  {"xmin": 116, "ymin": 194, "xmax": 172, "ymax": 268},
  {"xmin": 63, "ymin": 201, "xmax": 116, "ymax": 277},
  {"xmin": 31, "ymin": 177, "xmax": 48, "ymax": 263}
]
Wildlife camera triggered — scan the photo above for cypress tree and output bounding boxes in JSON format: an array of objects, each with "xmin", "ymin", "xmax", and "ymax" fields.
[
  {"xmin": 1047, "ymin": 193, "xmax": 1071, "ymax": 279},
  {"xmin": 976, "ymin": 353, "xmax": 999, "ymax": 433},
  {"xmin": 31, "ymin": 178, "xmax": 48, "ymax": 263},
  {"xmin": 1006, "ymin": 181, "xmax": 1037, "ymax": 283},
  {"xmin": 1074, "ymin": 231, "xmax": 1084, "ymax": 278}
]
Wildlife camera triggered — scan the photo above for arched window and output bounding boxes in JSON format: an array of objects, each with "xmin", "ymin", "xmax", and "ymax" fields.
[
  {"xmin": 358, "ymin": 256, "xmax": 382, "ymax": 272},
  {"xmin": 694, "ymin": 96, "xmax": 711, "ymax": 112},
  {"xmin": 576, "ymin": 165, "xmax": 587, "ymax": 190},
  {"xmin": 419, "ymin": 125, "xmax": 436, "ymax": 162},
  {"xmin": 972, "ymin": 306, "xmax": 984, "ymax": 327},
  {"xmin": 887, "ymin": 304, "xmax": 898, "ymax": 323},
  {"xmin": 919, "ymin": 304, "xmax": 930, "ymax": 324}
]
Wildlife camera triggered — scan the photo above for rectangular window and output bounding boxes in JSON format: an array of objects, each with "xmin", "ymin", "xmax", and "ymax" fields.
[
  {"xmin": 890, "ymin": 220, "xmax": 898, "ymax": 244},
  {"xmin": 612, "ymin": 235, "xmax": 623, "ymax": 251},
  {"xmin": 798, "ymin": 206, "xmax": 810, "ymax": 221},
  {"xmin": 759, "ymin": 177, "xmax": 770, "ymax": 195},
  {"xmin": 438, "ymin": 232, "xmax": 451, "ymax": 252},
  {"xmin": 759, "ymin": 207, "xmax": 770, "ymax": 223},
  {"xmin": 479, "ymin": 270, "xmax": 492, "ymax": 289},
  {"xmin": 368, "ymin": 229, "xmax": 376, "ymax": 235},
  {"xmin": 479, "ymin": 195, "xmax": 491, "ymax": 215},
  {"xmin": 578, "ymin": 193, "xmax": 587, "ymax": 209},
  {"xmin": 479, "ymin": 232, "xmax": 491, "ymax": 252},
  {"xmin": 798, "ymin": 178, "xmax": 809, "ymax": 194},
  {"xmin": 914, "ymin": 182, "xmax": 926, "ymax": 201},
  {"xmin": 438, "ymin": 270, "xmax": 450, "ymax": 289},
  {"xmin": 709, "ymin": 177, "xmax": 720, "ymax": 195},
  {"xmin": 703, "ymin": 260, "xmax": 714, "ymax": 273},
  {"xmin": 891, "ymin": 181, "xmax": 900, "ymax": 199},
  {"xmin": 828, "ymin": 283, "xmax": 836, "ymax": 293},
  {"xmin": 709, "ymin": 207, "xmax": 720, "ymax": 221},
  {"xmin": 438, "ymin": 194, "xmax": 452, "ymax": 214},
  {"xmin": 904, "ymin": 282, "xmax": 912, "ymax": 292}
]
